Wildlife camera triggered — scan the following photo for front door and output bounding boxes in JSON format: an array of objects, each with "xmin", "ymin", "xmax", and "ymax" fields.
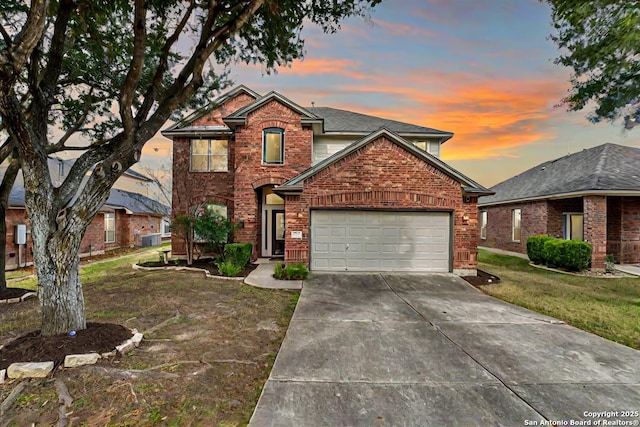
[{"xmin": 272, "ymin": 210, "xmax": 285, "ymax": 257}]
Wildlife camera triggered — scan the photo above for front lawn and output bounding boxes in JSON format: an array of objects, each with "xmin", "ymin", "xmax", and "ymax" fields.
[
  {"xmin": 0, "ymin": 245, "xmax": 298, "ymax": 426},
  {"xmin": 477, "ymin": 249, "xmax": 640, "ymax": 350}
]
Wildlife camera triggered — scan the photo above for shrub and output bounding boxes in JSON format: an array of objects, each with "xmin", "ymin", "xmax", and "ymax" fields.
[
  {"xmin": 194, "ymin": 213, "xmax": 238, "ymax": 255},
  {"xmin": 223, "ymin": 243, "xmax": 253, "ymax": 267},
  {"xmin": 273, "ymin": 262, "xmax": 309, "ymax": 280},
  {"xmin": 216, "ymin": 259, "xmax": 243, "ymax": 277},
  {"xmin": 559, "ymin": 240, "xmax": 591, "ymax": 271},
  {"xmin": 526, "ymin": 235, "xmax": 553, "ymax": 264},
  {"xmin": 543, "ymin": 239, "xmax": 563, "ymax": 268}
]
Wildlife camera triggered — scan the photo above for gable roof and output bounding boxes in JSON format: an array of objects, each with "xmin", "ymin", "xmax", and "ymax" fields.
[
  {"xmin": 224, "ymin": 90, "xmax": 320, "ymax": 125},
  {"xmin": 307, "ymin": 107, "xmax": 453, "ymax": 139},
  {"xmin": 479, "ymin": 143, "xmax": 640, "ymax": 206},
  {"xmin": 162, "ymin": 85, "xmax": 260, "ymax": 136},
  {"xmin": 276, "ymin": 128, "xmax": 492, "ymax": 196}
]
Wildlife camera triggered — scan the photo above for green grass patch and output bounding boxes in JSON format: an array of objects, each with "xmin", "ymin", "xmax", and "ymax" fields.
[{"xmin": 477, "ymin": 250, "xmax": 640, "ymax": 349}]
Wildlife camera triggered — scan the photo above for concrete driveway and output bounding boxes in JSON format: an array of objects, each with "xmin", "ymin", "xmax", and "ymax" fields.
[{"xmin": 250, "ymin": 274, "xmax": 640, "ymax": 426}]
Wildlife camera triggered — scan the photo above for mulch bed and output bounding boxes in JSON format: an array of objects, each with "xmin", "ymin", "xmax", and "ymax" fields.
[
  {"xmin": 0, "ymin": 287, "xmax": 33, "ymax": 300},
  {"xmin": 0, "ymin": 322, "xmax": 133, "ymax": 370},
  {"xmin": 462, "ymin": 269, "xmax": 500, "ymax": 287},
  {"xmin": 138, "ymin": 258, "xmax": 257, "ymax": 277}
]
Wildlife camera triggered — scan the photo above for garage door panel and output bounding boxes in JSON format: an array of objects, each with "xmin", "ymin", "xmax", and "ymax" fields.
[{"xmin": 311, "ymin": 211, "xmax": 451, "ymax": 272}]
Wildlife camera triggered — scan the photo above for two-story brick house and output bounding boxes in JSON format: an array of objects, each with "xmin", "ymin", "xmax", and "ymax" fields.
[{"xmin": 163, "ymin": 85, "xmax": 492, "ymax": 274}]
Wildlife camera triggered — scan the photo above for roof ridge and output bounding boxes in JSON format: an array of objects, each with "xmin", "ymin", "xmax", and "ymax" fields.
[{"xmin": 592, "ymin": 143, "xmax": 610, "ymax": 188}]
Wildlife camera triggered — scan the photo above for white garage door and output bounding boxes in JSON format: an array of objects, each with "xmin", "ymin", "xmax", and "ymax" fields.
[{"xmin": 310, "ymin": 210, "xmax": 451, "ymax": 272}]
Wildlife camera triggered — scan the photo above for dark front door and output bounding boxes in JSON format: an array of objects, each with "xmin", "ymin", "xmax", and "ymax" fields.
[{"xmin": 272, "ymin": 210, "xmax": 285, "ymax": 257}]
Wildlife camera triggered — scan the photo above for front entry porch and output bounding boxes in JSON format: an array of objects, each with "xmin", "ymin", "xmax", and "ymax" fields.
[{"xmin": 260, "ymin": 186, "xmax": 285, "ymax": 258}]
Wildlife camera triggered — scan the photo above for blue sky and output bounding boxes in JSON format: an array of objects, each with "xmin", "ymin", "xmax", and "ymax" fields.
[{"xmin": 143, "ymin": 0, "xmax": 638, "ymax": 188}]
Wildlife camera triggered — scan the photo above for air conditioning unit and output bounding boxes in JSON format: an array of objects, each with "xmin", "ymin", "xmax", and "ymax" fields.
[{"xmin": 14, "ymin": 224, "xmax": 27, "ymax": 245}]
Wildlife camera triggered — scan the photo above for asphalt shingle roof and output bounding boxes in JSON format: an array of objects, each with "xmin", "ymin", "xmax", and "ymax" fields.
[
  {"xmin": 307, "ymin": 107, "xmax": 452, "ymax": 136},
  {"xmin": 479, "ymin": 143, "xmax": 640, "ymax": 205}
]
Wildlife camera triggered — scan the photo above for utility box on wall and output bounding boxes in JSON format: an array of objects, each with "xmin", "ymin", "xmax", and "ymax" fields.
[{"xmin": 14, "ymin": 224, "xmax": 27, "ymax": 245}]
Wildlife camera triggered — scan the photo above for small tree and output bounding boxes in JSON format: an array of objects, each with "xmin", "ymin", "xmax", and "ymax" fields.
[{"xmin": 193, "ymin": 213, "xmax": 238, "ymax": 257}]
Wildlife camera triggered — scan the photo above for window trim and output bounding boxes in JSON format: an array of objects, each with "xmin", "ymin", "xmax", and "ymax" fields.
[
  {"xmin": 480, "ymin": 211, "xmax": 487, "ymax": 240},
  {"xmin": 190, "ymin": 138, "xmax": 229, "ymax": 172},
  {"xmin": 511, "ymin": 208, "xmax": 521, "ymax": 242},
  {"xmin": 262, "ymin": 128, "xmax": 284, "ymax": 165},
  {"xmin": 563, "ymin": 212, "xmax": 584, "ymax": 241},
  {"xmin": 104, "ymin": 213, "xmax": 116, "ymax": 243}
]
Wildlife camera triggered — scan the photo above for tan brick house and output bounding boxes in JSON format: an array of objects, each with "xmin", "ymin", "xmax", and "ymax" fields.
[
  {"xmin": 164, "ymin": 86, "xmax": 492, "ymax": 274},
  {"xmin": 478, "ymin": 143, "xmax": 640, "ymax": 270}
]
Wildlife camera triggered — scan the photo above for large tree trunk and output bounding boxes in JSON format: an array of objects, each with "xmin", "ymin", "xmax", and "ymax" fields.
[
  {"xmin": 0, "ymin": 204, "xmax": 6, "ymax": 291},
  {"xmin": 30, "ymin": 208, "xmax": 87, "ymax": 336}
]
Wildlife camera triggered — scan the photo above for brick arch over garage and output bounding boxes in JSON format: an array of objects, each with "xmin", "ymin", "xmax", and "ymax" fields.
[
  {"xmin": 310, "ymin": 191, "xmax": 458, "ymax": 209},
  {"xmin": 251, "ymin": 176, "xmax": 287, "ymax": 190}
]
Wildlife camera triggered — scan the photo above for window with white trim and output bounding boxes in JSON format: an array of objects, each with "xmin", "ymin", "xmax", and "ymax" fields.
[
  {"xmin": 563, "ymin": 213, "xmax": 584, "ymax": 241},
  {"xmin": 190, "ymin": 139, "xmax": 228, "ymax": 172},
  {"xmin": 104, "ymin": 213, "xmax": 115, "ymax": 243},
  {"xmin": 412, "ymin": 140, "xmax": 440, "ymax": 157},
  {"xmin": 263, "ymin": 128, "xmax": 284, "ymax": 164},
  {"xmin": 161, "ymin": 218, "xmax": 171, "ymax": 238},
  {"xmin": 480, "ymin": 211, "xmax": 487, "ymax": 240},
  {"xmin": 511, "ymin": 209, "xmax": 521, "ymax": 242}
]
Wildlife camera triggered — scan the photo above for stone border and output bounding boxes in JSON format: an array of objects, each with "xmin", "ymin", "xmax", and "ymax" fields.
[
  {"xmin": 0, "ymin": 329, "xmax": 144, "ymax": 381},
  {"xmin": 132, "ymin": 263, "xmax": 245, "ymax": 281},
  {"xmin": 0, "ymin": 291, "xmax": 37, "ymax": 304},
  {"xmin": 529, "ymin": 262, "xmax": 633, "ymax": 278}
]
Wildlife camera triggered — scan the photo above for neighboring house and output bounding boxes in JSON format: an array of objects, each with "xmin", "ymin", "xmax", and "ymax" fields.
[
  {"xmin": 4, "ymin": 170, "xmax": 170, "ymax": 270},
  {"xmin": 478, "ymin": 143, "xmax": 640, "ymax": 270},
  {"xmin": 163, "ymin": 85, "xmax": 492, "ymax": 274}
]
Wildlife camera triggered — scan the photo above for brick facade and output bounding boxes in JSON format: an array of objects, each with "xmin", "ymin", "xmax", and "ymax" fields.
[
  {"xmin": 481, "ymin": 195, "xmax": 640, "ymax": 269},
  {"xmin": 5, "ymin": 208, "xmax": 162, "ymax": 270},
  {"xmin": 284, "ymin": 137, "xmax": 479, "ymax": 273}
]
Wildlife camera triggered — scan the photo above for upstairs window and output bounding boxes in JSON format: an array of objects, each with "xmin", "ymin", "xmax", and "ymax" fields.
[
  {"xmin": 191, "ymin": 139, "xmax": 228, "ymax": 172},
  {"xmin": 263, "ymin": 128, "xmax": 284, "ymax": 165},
  {"xmin": 413, "ymin": 140, "xmax": 440, "ymax": 157}
]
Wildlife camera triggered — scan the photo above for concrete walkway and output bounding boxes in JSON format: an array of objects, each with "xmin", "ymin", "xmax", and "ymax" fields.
[
  {"xmin": 244, "ymin": 263, "xmax": 302, "ymax": 290},
  {"xmin": 250, "ymin": 273, "xmax": 640, "ymax": 426},
  {"xmin": 478, "ymin": 245, "xmax": 530, "ymax": 260},
  {"xmin": 615, "ymin": 264, "xmax": 640, "ymax": 277}
]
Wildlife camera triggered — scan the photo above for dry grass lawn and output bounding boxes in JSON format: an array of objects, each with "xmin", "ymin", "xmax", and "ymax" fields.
[
  {"xmin": 477, "ymin": 249, "xmax": 640, "ymax": 350},
  {"xmin": 0, "ymin": 247, "xmax": 298, "ymax": 426}
]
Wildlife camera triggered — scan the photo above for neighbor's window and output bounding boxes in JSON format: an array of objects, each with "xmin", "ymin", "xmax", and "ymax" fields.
[
  {"xmin": 104, "ymin": 213, "xmax": 115, "ymax": 243},
  {"xmin": 190, "ymin": 139, "xmax": 228, "ymax": 172},
  {"xmin": 563, "ymin": 213, "xmax": 584, "ymax": 241},
  {"xmin": 511, "ymin": 208, "xmax": 521, "ymax": 242},
  {"xmin": 161, "ymin": 218, "xmax": 171, "ymax": 238},
  {"xmin": 263, "ymin": 128, "xmax": 284, "ymax": 164},
  {"xmin": 480, "ymin": 211, "xmax": 488, "ymax": 240}
]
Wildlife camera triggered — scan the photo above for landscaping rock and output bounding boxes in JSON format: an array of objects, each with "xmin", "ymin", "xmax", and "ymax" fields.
[
  {"xmin": 7, "ymin": 361, "xmax": 54, "ymax": 379},
  {"xmin": 116, "ymin": 339, "xmax": 136, "ymax": 355},
  {"xmin": 132, "ymin": 332, "xmax": 144, "ymax": 347},
  {"xmin": 0, "ymin": 369, "xmax": 5, "ymax": 384},
  {"xmin": 64, "ymin": 353, "xmax": 101, "ymax": 368}
]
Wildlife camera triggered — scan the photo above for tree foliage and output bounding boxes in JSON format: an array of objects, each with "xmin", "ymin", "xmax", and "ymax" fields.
[
  {"xmin": 0, "ymin": 0, "xmax": 381, "ymax": 335},
  {"xmin": 545, "ymin": 0, "xmax": 640, "ymax": 126}
]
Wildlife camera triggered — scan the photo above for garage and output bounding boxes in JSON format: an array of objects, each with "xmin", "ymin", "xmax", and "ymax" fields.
[{"xmin": 310, "ymin": 210, "xmax": 451, "ymax": 272}]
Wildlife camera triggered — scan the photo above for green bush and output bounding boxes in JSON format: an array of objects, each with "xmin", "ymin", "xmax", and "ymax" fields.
[
  {"xmin": 542, "ymin": 238, "xmax": 591, "ymax": 271},
  {"xmin": 559, "ymin": 240, "xmax": 592, "ymax": 271},
  {"xmin": 273, "ymin": 262, "xmax": 309, "ymax": 280},
  {"xmin": 223, "ymin": 243, "xmax": 252, "ymax": 267},
  {"xmin": 216, "ymin": 259, "xmax": 243, "ymax": 277},
  {"xmin": 543, "ymin": 239, "xmax": 563, "ymax": 268},
  {"xmin": 526, "ymin": 235, "xmax": 553, "ymax": 264}
]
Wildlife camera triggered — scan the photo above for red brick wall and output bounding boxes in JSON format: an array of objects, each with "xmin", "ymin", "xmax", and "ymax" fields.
[
  {"xmin": 584, "ymin": 195, "xmax": 607, "ymax": 269},
  {"xmin": 607, "ymin": 197, "xmax": 623, "ymax": 261},
  {"xmin": 171, "ymin": 93, "xmax": 255, "ymax": 255},
  {"xmin": 285, "ymin": 137, "xmax": 479, "ymax": 272},
  {"xmin": 480, "ymin": 201, "xmax": 549, "ymax": 254},
  {"xmin": 546, "ymin": 198, "xmax": 582, "ymax": 238},
  {"xmin": 619, "ymin": 197, "xmax": 640, "ymax": 263},
  {"xmin": 80, "ymin": 214, "xmax": 106, "ymax": 254},
  {"xmin": 233, "ymin": 100, "xmax": 313, "ymax": 255},
  {"xmin": 4, "ymin": 208, "xmax": 34, "ymax": 270}
]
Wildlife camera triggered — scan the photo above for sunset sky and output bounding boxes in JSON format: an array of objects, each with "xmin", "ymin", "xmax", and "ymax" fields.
[{"xmin": 143, "ymin": 0, "xmax": 639, "ymax": 188}]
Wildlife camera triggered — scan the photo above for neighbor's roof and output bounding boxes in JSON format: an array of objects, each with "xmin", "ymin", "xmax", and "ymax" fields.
[
  {"xmin": 9, "ymin": 186, "xmax": 169, "ymax": 217},
  {"xmin": 276, "ymin": 128, "xmax": 492, "ymax": 196},
  {"xmin": 307, "ymin": 107, "xmax": 453, "ymax": 138},
  {"xmin": 479, "ymin": 143, "xmax": 640, "ymax": 205},
  {"xmin": 104, "ymin": 188, "xmax": 170, "ymax": 216}
]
